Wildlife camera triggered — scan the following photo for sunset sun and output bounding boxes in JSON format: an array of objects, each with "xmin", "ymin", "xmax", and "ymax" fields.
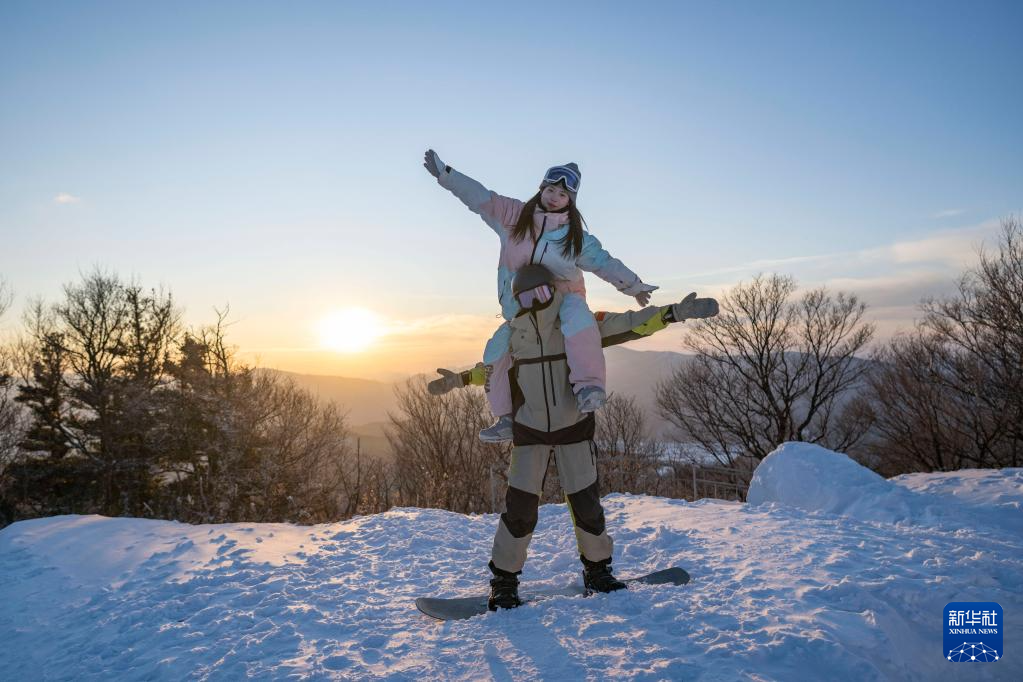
[{"xmin": 317, "ymin": 308, "xmax": 384, "ymax": 353}]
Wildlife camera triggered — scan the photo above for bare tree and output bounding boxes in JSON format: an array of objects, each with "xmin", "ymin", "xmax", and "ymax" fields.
[
  {"xmin": 157, "ymin": 315, "xmax": 357, "ymax": 524},
  {"xmin": 336, "ymin": 439, "xmax": 395, "ymax": 517},
  {"xmin": 119, "ymin": 281, "xmax": 181, "ymax": 387},
  {"xmin": 869, "ymin": 216, "xmax": 1023, "ymax": 473},
  {"xmin": 46, "ymin": 270, "xmax": 181, "ymax": 515},
  {"xmin": 6, "ymin": 272, "xmax": 360, "ymax": 525},
  {"xmin": 388, "ymin": 377, "xmax": 509, "ymax": 514},
  {"xmin": 656, "ymin": 274, "xmax": 875, "ymax": 465},
  {"xmin": 239, "ymin": 372, "xmax": 355, "ymax": 523},
  {"xmin": 0, "ymin": 278, "xmax": 10, "ymax": 324},
  {"xmin": 868, "ymin": 332, "xmax": 981, "ymax": 474},
  {"xmin": 594, "ymin": 393, "xmax": 664, "ymax": 495}
]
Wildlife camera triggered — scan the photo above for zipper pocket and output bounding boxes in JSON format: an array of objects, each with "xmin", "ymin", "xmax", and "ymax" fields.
[{"xmin": 530, "ymin": 312, "xmax": 552, "ymax": 431}]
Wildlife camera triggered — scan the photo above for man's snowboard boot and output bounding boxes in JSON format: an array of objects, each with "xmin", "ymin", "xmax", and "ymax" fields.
[
  {"xmin": 582, "ymin": 556, "xmax": 627, "ymax": 595},
  {"xmin": 487, "ymin": 561, "xmax": 523, "ymax": 611}
]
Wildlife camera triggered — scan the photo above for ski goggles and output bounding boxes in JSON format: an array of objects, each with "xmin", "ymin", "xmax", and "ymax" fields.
[
  {"xmin": 542, "ymin": 165, "xmax": 580, "ymax": 193},
  {"xmin": 516, "ymin": 283, "xmax": 554, "ymax": 310}
]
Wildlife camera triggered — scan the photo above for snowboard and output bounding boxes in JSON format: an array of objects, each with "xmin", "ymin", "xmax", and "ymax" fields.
[{"xmin": 415, "ymin": 566, "xmax": 690, "ymax": 621}]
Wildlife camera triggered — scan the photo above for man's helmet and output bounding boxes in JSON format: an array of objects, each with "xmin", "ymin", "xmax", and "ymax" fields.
[{"xmin": 512, "ymin": 264, "xmax": 556, "ymax": 312}]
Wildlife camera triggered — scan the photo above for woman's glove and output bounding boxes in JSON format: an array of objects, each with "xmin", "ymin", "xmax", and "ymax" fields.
[
  {"xmin": 621, "ymin": 281, "xmax": 659, "ymax": 307},
  {"xmin": 423, "ymin": 149, "xmax": 446, "ymax": 179}
]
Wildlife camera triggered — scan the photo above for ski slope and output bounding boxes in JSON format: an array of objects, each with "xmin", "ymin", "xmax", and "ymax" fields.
[{"xmin": 1, "ymin": 443, "xmax": 1020, "ymax": 680}]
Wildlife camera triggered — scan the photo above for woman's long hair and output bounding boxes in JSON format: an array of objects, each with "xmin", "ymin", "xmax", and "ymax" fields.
[{"xmin": 510, "ymin": 190, "xmax": 586, "ymax": 260}]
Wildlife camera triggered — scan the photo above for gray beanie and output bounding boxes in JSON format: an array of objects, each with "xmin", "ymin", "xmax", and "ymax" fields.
[{"xmin": 540, "ymin": 162, "xmax": 581, "ymax": 202}]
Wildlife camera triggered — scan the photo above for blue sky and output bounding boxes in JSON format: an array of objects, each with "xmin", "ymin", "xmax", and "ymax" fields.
[{"xmin": 2, "ymin": 1, "xmax": 1021, "ymax": 379}]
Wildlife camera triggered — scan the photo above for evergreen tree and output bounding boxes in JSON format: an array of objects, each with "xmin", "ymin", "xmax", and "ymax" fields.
[{"xmin": 15, "ymin": 333, "xmax": 71, "ymax": 459}]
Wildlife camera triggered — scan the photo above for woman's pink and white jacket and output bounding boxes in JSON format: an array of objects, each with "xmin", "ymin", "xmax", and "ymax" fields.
[{"xmin": 436, "ymin": 166, "xmax": 643, "ymax": 321}]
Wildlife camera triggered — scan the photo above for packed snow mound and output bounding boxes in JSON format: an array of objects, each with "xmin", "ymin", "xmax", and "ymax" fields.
[
  {"xmin": 747, "ymin": 442, "xmax": 1023, "ymax": 531},
  {"xmin": 748, "ymin": 443, "xmax": 899, "ymax": 520}
]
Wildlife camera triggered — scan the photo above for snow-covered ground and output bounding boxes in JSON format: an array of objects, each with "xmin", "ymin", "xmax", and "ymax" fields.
[{"xmin": 1, "ymin": 443, "xmax": 1020, "ymax": 680}]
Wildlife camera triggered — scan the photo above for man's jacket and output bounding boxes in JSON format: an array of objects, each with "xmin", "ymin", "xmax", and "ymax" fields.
[{"xmin": 508, "ymin": 291, "xmax": 667, "ymax": 446}]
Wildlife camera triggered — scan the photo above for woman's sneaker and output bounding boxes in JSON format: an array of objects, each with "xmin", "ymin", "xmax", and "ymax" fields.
[
  {"xmin": 576, "ymin": 386, "xmax": 607, "ymax": 413},
  {"xmin": 487, "ymin": 574, "xmax": 523, "ymax": 611},
  {"xmin": 479, "ymin": 415, "xmax": 513, "ymax": 443}
]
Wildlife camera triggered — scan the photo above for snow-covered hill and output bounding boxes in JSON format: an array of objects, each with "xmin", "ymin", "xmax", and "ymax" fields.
[{"xmin": 1, "ymin": 443, "xmax": 1020, "ymax": 680}]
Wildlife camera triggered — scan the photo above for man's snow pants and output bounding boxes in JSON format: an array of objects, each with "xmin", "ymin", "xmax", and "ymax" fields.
[{"xmin": 490, "ymin": 441, "xmax": 613, "ymax": 574}]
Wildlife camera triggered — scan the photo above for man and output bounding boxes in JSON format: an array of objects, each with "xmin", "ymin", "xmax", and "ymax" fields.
[{"xmin": 429, "ymin": 265, "xmax": 718, "ymax": 610}]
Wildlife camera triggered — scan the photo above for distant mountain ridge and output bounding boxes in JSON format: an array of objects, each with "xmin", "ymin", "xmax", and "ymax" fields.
[
  {"xmin": 263, "ymin": 347, "xmax": 880, "ymax": 459},
  {"xmin": 269, "ymin": 346, "xmax": 694, "ymax": 442},
  {"xmin": 263, "ymin": 369, "xmax": 397, "ymax": 426},
  {"xmin": 604, "ymin": 346, "xmax": 693, "ymax": 438}
]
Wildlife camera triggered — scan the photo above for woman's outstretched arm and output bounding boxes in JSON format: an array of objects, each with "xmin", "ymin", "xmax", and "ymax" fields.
[{"xmin": 423, "ymin": 148, "xmax": 521, "ymax": 234}]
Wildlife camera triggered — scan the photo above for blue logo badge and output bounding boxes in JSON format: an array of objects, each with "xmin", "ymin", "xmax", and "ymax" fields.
[{"xmin": 944, "ymin": 602, "xmax": 1002, "ymax": 662}]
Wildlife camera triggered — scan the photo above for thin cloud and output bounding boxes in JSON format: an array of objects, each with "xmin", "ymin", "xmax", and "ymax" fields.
[
  {"xmin": 243, "ymin": 314, "xmax": 500, "ymax": 352},
  {"xmin": 879, "ymin": 219, "xmax": 1000, "ymax": 268},
  {"xmin": 54, "ymin": 193, "xmax": 81, "ymax": 204},
  {"xmin": 674, "ymin": 253, "xmax": 838, "ymax": 281},
  {"xmin": 932, "ymin": 208, "xmax": 965, "ymax": 219},
  {"xmin": 670, "ymin": 219, "xmax": 1001, "ymax": 283},
  {"xmin": 380, "ymin": 313, "xmax": 498, "ymax": 341},
  {"xmin": 823, "ymin": 270, "xmax": 960, "ymax": 308},
  {"xmin": 641, "ymin": 220, "xmax": 1006, "ymax": 344}
]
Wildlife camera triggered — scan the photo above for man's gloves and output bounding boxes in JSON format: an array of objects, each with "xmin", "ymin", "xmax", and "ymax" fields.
[
  {"xmin": 621, "ymin": 281, "xmax": 659, "ymax": 307},
  {"xmin": 428, "ymin": 367, "xmax": 464, "ymax": 395},
  {"xmin": 428, "ymin": 362, "xmax": 486, "ymax": 395},
  {"xmin": 669, "ymin": 292, "xmax": 719, "ymax": 322},
  {"xmin": 423, "ymin": 149, "xmax": 446, "ymax": 179}
]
